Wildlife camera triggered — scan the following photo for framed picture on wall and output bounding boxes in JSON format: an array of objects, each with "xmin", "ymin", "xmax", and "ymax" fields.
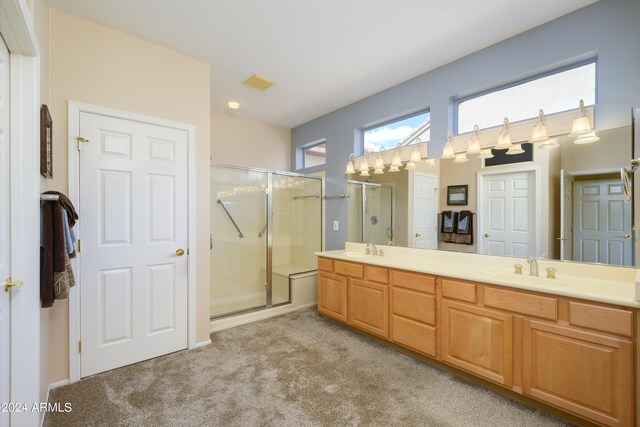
[
  {"xmin": 40, "ymin": 104, "xmax": 53, "ymax": 179},
  {"xmin": 447, "ymin": 185, "xmax": 468, "ymax": 206}
]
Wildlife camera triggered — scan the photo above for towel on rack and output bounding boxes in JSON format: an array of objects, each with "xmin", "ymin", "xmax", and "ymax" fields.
[
  {"xmin": 62, "ymin": 210, "xmax": 77, "ymax": 258},
  {"xmin": 439, "ymin": 211, "xmax": 458, "ymax": 243},
  {"xmin": 40, "ymin": 198, "xmax": 76, "ymax": 307},
  {"xmin": 43, "ymin": 191, "xmax": 78, "ymax": 227},
  {"xmin": 454, "ymin": 210, "xmax": 474, "ymax": 245}
]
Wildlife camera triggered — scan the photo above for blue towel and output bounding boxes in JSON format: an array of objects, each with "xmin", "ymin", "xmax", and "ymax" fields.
[{"xmin": 62, "ymin": 210, "xmax": 74, "ymax": 254}]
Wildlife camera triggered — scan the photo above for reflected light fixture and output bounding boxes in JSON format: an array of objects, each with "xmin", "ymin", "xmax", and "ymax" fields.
[
  {"xmin": 345, "ymin": 153, "xmax": 356, "ymax": 174},
  {"xmin": 574, "ymin": 130, "xmax": 600, "ymax": 145},
  {"xmin": 425, "ymin": 158, "xmax": 435, "ymax": 165},
  {"xmin": 495, "ymin": 118, "xmax": 513, "ymax": 150},
  {"xmin": 529, "ymin": 109, "xmax": 550, "ymax": 144},
  {"xmin": 467, "ymin": 125, "xmax": 481, "ymax": 155},
  {"xmin": 478, "ymin": 148, "xmax": 494, "ymax": 159},
  {"xmin": 373, "ymin": 148, "xmax": 385, "ymax": 174},
  {"xmin": 359, "ymin": 156, "xmax": 370, "ymax": 177},
  {"xmin": 506, "ymin": 143, "xmax": 524, "ymax": 155},
  {"xmin": 538, "ymin": 138, "xmax": 559, "ymax": 149},
  {"xmin": 569, "ymin": 99, "xmax": 593, "ymax": 136},
  {"xmin": 389, "ymin": 144, "xmax": 402, "ymax": 172},
  {"xmin": 226, "ymin": 100, "xmax": 240, "ymax": 110},
  {"xmin": 453, "ymin": 152, "xmax": 468, "ymax": 163},
  {"xmin": 441, "ymin": 131, "xmax": 455, "ymax": 159}
]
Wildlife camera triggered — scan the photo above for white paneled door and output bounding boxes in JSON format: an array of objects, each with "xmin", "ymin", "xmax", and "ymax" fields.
[
  {"xmin": 573, "ymin": 179, "xmax": 633, "ymax": 266},
  {"xmin": 559, "ymin": 170, "xmax": 574, "ymax": 261},
  {"xmin": 0, "ymin": 37, "xmax": 10, "ymax": 427},
  {"xmin": 480, "ymin": 170, "xmax": 536, "ymax": 258},
  {"xmin": 412, "ymin": 172, "xmax": 437, "ymax": 249},
  {"xmin": 79, "ymin": 112, "xmax": 188, "ymax": 377}
]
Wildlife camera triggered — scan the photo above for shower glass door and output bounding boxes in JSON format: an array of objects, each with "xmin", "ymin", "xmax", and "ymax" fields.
[
  {"xmin": 211, "ymin": 166, "xmax": 267, "ymax": 317},
  {"xmin": 347, "ymin": 181, "xmax": 393, "ymax": 245}
]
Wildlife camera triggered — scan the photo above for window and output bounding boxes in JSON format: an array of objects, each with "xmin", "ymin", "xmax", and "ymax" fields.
[
  {"xmin": 363, "ymin": 111, "xmax": 430, "ymax": 154},
  {"xmin": 456, "ymin": 61, "xmax": 596, "ymax": 134},
  {"xmin": 302, "ymin": 141, "xmax": 326, "ymax": 168}
]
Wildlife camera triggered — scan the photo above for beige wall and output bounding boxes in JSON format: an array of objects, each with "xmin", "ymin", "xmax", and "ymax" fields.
[
  {"xmin": 45, "ymin": 9, "xmax": 211, "ymax": 383},
  {"xmin": 560, "ymin": 127, "xmax": 631, "ymax": 173},
  {"xmin": 211, "ymin": 110, "xmax": 291, "ymax": 171}
]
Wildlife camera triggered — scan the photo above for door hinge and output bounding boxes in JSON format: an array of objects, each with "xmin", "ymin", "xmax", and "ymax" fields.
[
  {"xmin": 76, "ymin": 240, "xmax": 82, "ymax": 253},
  {"xmin": 77, "ymin": 136, "xmax": 89, "ymax": 151},
  {"xmin": 187, "ymin": 248, "xmax": 190, "ymax": 255},
  {"xmin": 78, "ymin": 340, "xmax": 82, "ymax": 354}
]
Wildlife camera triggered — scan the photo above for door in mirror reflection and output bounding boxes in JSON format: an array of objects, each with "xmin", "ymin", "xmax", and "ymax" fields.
[
  {"xmin": 572, "ymin": 179, "xmax": 633, "ymax": 266},
  {"xmin": 412, "ymin": 172, "xmax": 438, "ymax": 249},
  {"xmin": 479, "ymin": 170, "xmax": 536, "ymax": 258}
]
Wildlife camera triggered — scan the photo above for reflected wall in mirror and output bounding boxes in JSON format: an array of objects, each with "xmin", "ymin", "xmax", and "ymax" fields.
[{"xmin": 348, "ymin": 124, "xmax": 636, "ymax": 267}]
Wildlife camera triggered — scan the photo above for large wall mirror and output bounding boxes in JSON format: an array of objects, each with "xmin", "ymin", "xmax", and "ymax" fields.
[{"xmin": 347, "ymin": 107, "xmax": 638, "ymax": 268}]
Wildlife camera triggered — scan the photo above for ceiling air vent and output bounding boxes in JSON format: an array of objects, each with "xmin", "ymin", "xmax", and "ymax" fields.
[{"xmin": 243, "ymin": 74, "xmax": 275, "ymax": 91}]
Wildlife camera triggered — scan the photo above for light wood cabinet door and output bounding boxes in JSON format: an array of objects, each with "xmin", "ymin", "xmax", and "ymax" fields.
[
  {"xmin": 441, "ymin": 300, "xmax": 513, "ymax": 387},
  {"xmin": 523, "ymin": 320, "xmax": 633, "ymax": 427},
  {"xmin": 349, "ymin": 279, "xmax": 389, "ymax": 338},
  {"xmin": 318, "ymin": 272, "xmax": 348, "ymax": 323}
]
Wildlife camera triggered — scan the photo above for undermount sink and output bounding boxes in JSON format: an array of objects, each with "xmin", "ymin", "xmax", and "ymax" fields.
[
  {"xmin": 490, "ymin": 272, "xmax": 567, "ymax": 286},
  {"xmin": 341, "ymin": 251, "xmax": 374, "ymax": 259}
]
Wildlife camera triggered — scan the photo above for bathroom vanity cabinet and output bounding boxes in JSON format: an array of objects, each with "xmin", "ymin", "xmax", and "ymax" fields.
[{"xmin": 317, "ymin": 256, "xmax": 636, "ymax": 427}]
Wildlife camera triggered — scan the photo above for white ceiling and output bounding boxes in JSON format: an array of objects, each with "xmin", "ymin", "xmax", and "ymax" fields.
[{"xmin": 48, "ymin": 0, "xmax": 597, "ymax": 128}]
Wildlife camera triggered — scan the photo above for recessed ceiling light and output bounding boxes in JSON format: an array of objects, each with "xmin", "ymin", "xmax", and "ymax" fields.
[{"xmin": 227, "ymin": 101, "xmax": 240, "ymax": 110}]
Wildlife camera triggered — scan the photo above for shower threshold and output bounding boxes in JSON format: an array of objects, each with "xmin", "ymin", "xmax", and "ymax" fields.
[{"xmin": 210, "ymin": 300, "xmax": 291, "ymax": 321}]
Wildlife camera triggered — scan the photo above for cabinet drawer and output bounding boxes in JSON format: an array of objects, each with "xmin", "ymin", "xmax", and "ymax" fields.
[
  {"xmin": 366, "ymin": 265, "xmax": 389, "ymax": 284},
  {"xmin": 392, "ymin": 315, "xmax": 436, "ymax": 357},
  {"xmin": 391, "ymin": 270, "xmax": 435, "ymax": 294},
  {"xmin": 441, "ymin": 278, "xmax": 477, "ymax": 303},
  {"xmin": 569, "ymin": 302, "xmax": 633, "ymax": 338},
  {"xmin": 334, "ymin": 260, "xmax": 364, "ymax": 278},
  {"xmin": 317, "ymin": 257, "xmax": 333, "ymax": 272},
  {"xmin": 392, "ymin": 288, "xmax": 435, "ymax": 325},
  {"xmin": 484, "ymin": 287, "xmax": 557, "ymax": 321}
]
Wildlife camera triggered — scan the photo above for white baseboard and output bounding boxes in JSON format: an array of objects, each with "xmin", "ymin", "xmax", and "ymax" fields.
[
  {"xmin": 41, "ymin": 379, "xmax": 71, "ymax": 426},
  {"xmin": 191, "ymin": 339, "xmax": 211, "ymax": 349},
  {"xmin": 210, "ymin": 302, "xmax": 317, "ymax": 333}
]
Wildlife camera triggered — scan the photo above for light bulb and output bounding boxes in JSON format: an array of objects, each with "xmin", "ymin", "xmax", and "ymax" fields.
[
  {"xmin": 358, "ymin": 157, "xmax": 369, "ymax": 175},
  {"xmin": 467, "ymin": 124, "xmax": 481, "ymax": 154},
  {"xmin": 410, "ymin": 147, "xmax": 422, "ymax": 163},
  {"xmin": 373, "ymin": 156, "xmax": 384, "ymax": 174},
  {"xmin": 345, "ymin": 160, "xmax": 355, "ymax": 174},
  {"xmin": 530, "ymin": 109, "xmax": 550, "ymax": 143},
  {"xmin": 405, "ymin": 161, "xmax": 416, "ymax": 170},
  {"xmin": 441, "ymin": 131, "xmax": 455, "ymax": 159},
  {"xmin": 388, "ymin": 164, "xmax": 400, "ymax": 172},
  {"xmin": 478, "ymin": 149, "xmax": 494, "ymax": 159},
  {"xmin": 424, "ymin": 158, "xmax": 435, "ymax": 165},
  {"xmin": 495, "ymin": 118, "xmax": 512, "ymax": 150},
  {"xmin": 506, "ymin": 143, "xmax": 524, "ymax": 155},
  {"xmin": 574, "ymin": 131, "xmax": 600, "ymax": 144},
  {"xmin": 569, "ymin": 100, "xmax": 593, "ymax": 136},
  {"xmin": 538, "ymin": 138, "xmax": 559, "ymax": 149},
  {"xmin": 453, "ymin": 152, "xmax": 468, "ymax": 163}
]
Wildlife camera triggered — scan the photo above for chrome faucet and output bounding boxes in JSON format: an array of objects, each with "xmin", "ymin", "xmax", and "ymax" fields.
[
  {"xmin": 366, "ymin": 243, "xmax": 378, "ymax": 256},
  {"xmin": 526, "ymin": 253, "xmax": 547, "ymax": 277}
]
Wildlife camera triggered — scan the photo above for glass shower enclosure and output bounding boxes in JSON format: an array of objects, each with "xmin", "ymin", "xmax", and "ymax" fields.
[{"xmin": 210, "ymin": 165, "xmax": 322, "ymax": 318}]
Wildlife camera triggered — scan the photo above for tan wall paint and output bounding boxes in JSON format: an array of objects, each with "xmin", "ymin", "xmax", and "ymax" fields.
[
  {"xmin": 46, "ymin": 9, "xmax": 211, "ymax": 383},
  {"xmin": 211, "ymin": 110, "xmax": 291, "ymax": 171}
]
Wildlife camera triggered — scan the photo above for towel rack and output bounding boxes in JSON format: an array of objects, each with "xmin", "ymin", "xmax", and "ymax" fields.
[
  {"xmin": 323, "ymin": 194, "xmax": 350, "ymax": 200},
  {"xmin": 292, "ymin": 194, "xmax": 320, "ymax": 200},
  {"xmin": 41, "ymin": 194, "xmax": 59, "ymax": 201}
]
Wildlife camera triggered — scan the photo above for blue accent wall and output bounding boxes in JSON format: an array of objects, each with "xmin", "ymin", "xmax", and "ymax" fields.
[{"xmin": 291, "ymin": 0, "xmax": 640, "ymax": 249}]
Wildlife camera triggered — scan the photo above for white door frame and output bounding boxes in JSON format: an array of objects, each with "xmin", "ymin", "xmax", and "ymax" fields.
[
  {"xmin": 67, "ymin": 101, "xmax": 197, "ymax": 383},
  {"xmin": 1, "ymin": 0, "xmax": 42, "ymax": 425},
  {"xmin": 477, "ymin": 165, "xmax": 541, "ymax": 257}
]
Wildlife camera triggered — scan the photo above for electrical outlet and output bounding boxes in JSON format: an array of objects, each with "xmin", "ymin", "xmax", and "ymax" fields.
[{"xmin": 333, "ymin": 220, "xmax": 339, "ymax": 231}]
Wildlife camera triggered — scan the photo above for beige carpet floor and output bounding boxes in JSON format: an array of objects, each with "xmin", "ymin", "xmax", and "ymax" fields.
[{"xmin": 45, "ymin": 308, "xmax": 572, "ymax": 427}]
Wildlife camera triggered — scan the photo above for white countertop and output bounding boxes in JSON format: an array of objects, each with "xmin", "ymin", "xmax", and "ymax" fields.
[{"xmin": 316, "ymin": 242, "xmax": 640, "ymax": 309}]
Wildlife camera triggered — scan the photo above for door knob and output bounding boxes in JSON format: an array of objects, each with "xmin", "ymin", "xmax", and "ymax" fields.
[
  {"xmin": 623, "ymin": 234, "xmax": 631, "ymax": 239},
  {"xmin": 415, "ymin": 233, "xmax": 421, "ymax": 237},
  {"xmin": 484, "ymin": 233, "xmax": 489, "ymax": 238},
  {"xmin": 175, "ymin": 248, "xmax": 185, "ymax": 256},
  {"xmin": 556, "ymin": 237, "xmax": 568, "ymax": 241},
  {"xmin": 3, "ymin": 277, "xmax": 23, "ymax": 292}
]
